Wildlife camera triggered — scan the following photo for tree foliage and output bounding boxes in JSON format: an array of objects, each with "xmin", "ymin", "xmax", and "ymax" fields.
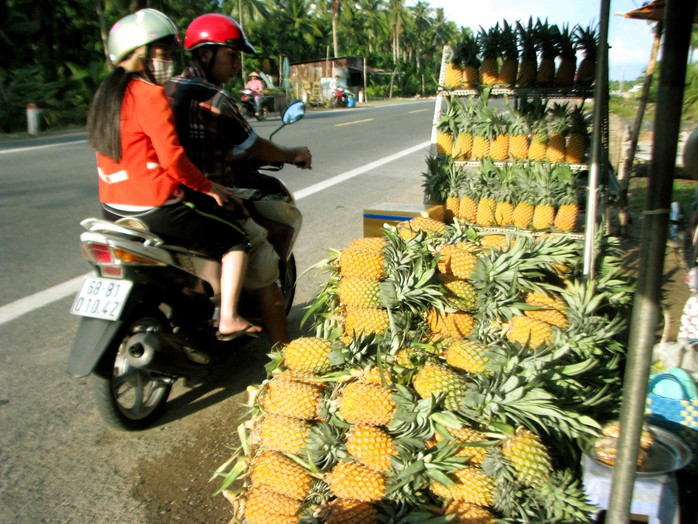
[{"xmin": 0, "ymin": 0, "xmax": 456, "ymax": 132}]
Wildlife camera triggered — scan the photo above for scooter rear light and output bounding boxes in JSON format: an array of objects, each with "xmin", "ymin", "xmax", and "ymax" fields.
[
  {"xmin": 112, "ymin": 247, "xmax": 165, "ymax": 266},
  {"xmin": 82, "ymin": 242, "xmax": 114, "ymax": 264}
]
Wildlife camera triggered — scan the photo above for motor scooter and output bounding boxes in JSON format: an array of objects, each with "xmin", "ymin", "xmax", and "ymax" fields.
[
  {"xmin": 68, "ymin": 101, "xmax": 306, "ymax": 430},
  {"xmin": 240, "ymin": 88, "xmax": 275, "ymax": 121},
  {"xmin": 334, "ymin": 88, "xmax": 355, "ymax": 108}
]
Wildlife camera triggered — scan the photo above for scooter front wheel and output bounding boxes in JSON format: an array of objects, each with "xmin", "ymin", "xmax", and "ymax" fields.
[{"xmin": 91, "ymin": 310, "xmax": 173, "ymax": 430}]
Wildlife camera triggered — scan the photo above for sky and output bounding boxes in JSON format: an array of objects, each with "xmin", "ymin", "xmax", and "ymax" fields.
[{"xmin": 411, "ymin": 0, "xmax": 659, "ymax": 82}]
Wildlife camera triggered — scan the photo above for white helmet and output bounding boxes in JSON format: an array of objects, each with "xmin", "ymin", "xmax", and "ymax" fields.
[{"xmin": 107, "ymin": 8, "xmax": 178, "ymax": 64}]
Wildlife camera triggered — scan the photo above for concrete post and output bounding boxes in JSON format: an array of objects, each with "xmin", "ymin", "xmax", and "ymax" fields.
[{"xmin": 26, "ymin": 103, "xmax": 40, "ymax": 135}]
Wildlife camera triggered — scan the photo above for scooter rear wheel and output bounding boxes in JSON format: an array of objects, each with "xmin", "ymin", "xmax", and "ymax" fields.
[
  {"xmin": 92, "ymin": 309, "xmax": 173, "ymax": 430},
  {"xmin": 281, "ymin": 254, "xmax": 297, "ymax": 314}
]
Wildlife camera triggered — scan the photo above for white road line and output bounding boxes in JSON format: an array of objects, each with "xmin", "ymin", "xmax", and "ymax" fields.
[
  {"xmin": 0, "ymin": 139, "xmax": 88, "ymax": 155},
  {"xmin": 0, "ymin": 140, "xmax": 430, "ymax": 326},
  {"xmin": 295, "ymin": 141, "xmax": 430, "ymax": 200},
  {"xmin": 0, "ymin": 274, "xmax": 90, "ymax": 325}
]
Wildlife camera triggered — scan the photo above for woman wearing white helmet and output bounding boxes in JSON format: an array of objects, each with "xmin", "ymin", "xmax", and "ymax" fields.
[{"xmin": 86, "ymin": 9, "xmax": 262, "ymax": 341}]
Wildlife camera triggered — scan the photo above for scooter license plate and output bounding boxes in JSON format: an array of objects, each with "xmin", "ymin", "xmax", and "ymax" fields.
[{"xmin": 70, "ymin": 278, "xmax": 133, "ymax": 320}]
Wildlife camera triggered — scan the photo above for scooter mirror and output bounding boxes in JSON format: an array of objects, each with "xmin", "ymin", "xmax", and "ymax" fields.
[
  {"xmin": 683, "ymin": 127, "xmax": 698, "ymax": 180},
  {"xmin": 282, "ymin": 101, "xmax": 305, "ymax": 125}
]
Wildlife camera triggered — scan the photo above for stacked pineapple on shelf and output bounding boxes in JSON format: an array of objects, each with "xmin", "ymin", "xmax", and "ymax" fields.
[
  {"xmin": 441, "ymin": 17, "xmax": 599, "ymax": 90},
  {"xmin": 212, "ymin": 16, "xmax": 617, "ymax": 524},
  {"xmin": 214, "ymin": 224, "xmax": 632, "ymax": 523}
]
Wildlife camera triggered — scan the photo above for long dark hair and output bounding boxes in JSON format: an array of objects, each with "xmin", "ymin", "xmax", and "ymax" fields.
[{"xmin": 86, "ymin": 67, "xmax": 136, "ymax": 162}]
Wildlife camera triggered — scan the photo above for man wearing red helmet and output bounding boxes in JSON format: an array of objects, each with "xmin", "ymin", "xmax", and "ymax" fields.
[{"xmin": 165, "ymin": 13, "xmax": 312, "ymax": 345}]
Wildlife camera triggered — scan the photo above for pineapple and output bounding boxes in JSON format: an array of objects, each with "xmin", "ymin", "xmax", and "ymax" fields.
[
  {"xmin": 553, "ymin": 165, "xmax": 580, "ymax": 231},
  {"xmin": 565, "ymin": 104, "xmax": 589, "ymax": 164},
  {"xmin": 507, "ymin": 315, "xmax": 553, "ymax": 348},
  {"xmin": 474, "ymin": 160, "xmax": 497, "ymax": 226},
  {"xmin": 516, "ymin": 17, "xmax": 538, "ymax": 87},
  {"xmin": 343, "ymin": 306, "xmax": 390, "ymax": 338},
  {"xmin": 488, "ymin": 111, "xmax": 509, "ymax": 162},
  {"xmin": 444, "ymin": 45, "xmax": 465, "ymax": 89},
  {"xmin": 535, "ymin": 20, "xmax": 558, "ymax": 86},
  {"xmin": 508, "ymin": 110, "xmax": 530, "ymax": 160},
  {"xmin": 321, "ymin": 498, "xmax": 378, "ymax": 524},
  {"xmin": 338, "ymin": 277, "xmax": 382, "ymax": 309},
  {"xmin": 338, "ymin": 380, "xmax": 397, "ymax": 426},
  {"xmin": 458, "ymin": 175, "xmax": 480, "ymax": 223},
  {"xmin": 471, "ymin": 106, "xmax": 492, "ymax": 161},
  {"xmin": 339, "ymin": 248, "xmax": 385, "ymax": 281},
  {"xmin": 412, "ymin": 361, "xmax": 468, "ymax": 411},
  {"xmin": 575, "ymin": 23, "xmax": 599, "ymax": 86},
  {"xmin": 445, "ymin": 156, "xmax": 468, "ymax": 222},
  {"xmin": 430, "ymin": 466, "xmax": 495, "ymax": 505},
  {"xmin": 522, "ymin": 97, "xmax": 548, "ymax": 161},
  {"xmin": 494, "ymin": 162, "xmax": 515, "ymax": 226},
  {"xmin": 348, "ymin": 236, "xmax": 387, "ymax": 252},
  {"xmin": 454, "ymin": 99, "xmax": 475, "ymax": 160},
  {"xmin": 243, "ymin": 487, "xmax": 302, "ymax": 524},
  {"xmin": 525, "ymin": 289, "xmax": 569, "ymax": 328},
  {"xmin": 346, "ymin": 423, "xmax": 397, "ymax": 472},
  {"xmin": 426, "ymin": 308, "xmax": 476, "ymax": 340},
  {"xmin": 260, "ymin": 377, "xmax": 324, "ymax": 420},
  {"xmin": 555, "ymin": 23, "xmax": 577, "ymax": 87},
  {"xmin": 498, "ymin": 21, "xmax": 519, "ymax": 86},
  {"xmin": 445, "ymin": 337, "xmax": 492, "ymax": 374},
  {"xmin": 443, "ymin": 501, "xmax": 496, "ymax": 524},
  {"xmin": 477, "ymin": 24, "xmax": 501, "ymax": 86},
  {"xmin": 250, "ymin": 450, "xmax": 314, "ymax": 500},
  {"xmin": 430, "ymin": 425, "xmax": 491, "ymax": 465},
  {"xmin": 258, "ymin": 414, "xmax": 312, "ymax": 455},
  {"xmin": 531, "ymin": 163, "xmax": 558, "ymax": 229},
  {"xmin": 440, "ymin": 275, "xmax": 478, "ymax": 312},
  {"xmin": 511, "ymin": 164, "xmax": 536, "ymax": 229},
  {"xmin": 459, "ymin": 31, "xmax": 482, "ymax": 87},
  {"xmin": 436, "ymin": 96, "xmax": 459, "ymax": 155},
  {"xmin": 546, "ymin": 103, "xmax": 570, "ymax": 163},
  {"xmin": 327, "ymin": 460, "xmax": 386, "ymax": 502},
  {"xmin": 444, "ymin": 243, "xmax": 479, "ymax": 279},
  {"xmin": 501, "ymin": 427, "xmax": 553, "ymax": 488},
  {"xmin": 283, "ymin": 336, "xmax": 335, "ymax": 374}
]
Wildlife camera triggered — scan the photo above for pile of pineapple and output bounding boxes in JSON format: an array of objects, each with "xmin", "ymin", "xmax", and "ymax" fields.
[
  {"xmin": 435, "ymin": 95, "xmax": 589, "ymax": 166},
  {"xmin": 424, "ymin": 156, "xmax": 581, "ymax": 233},
  {"xmin": 443, "ymin": 18, "xmax": 598, "ymax": 89},
  {"xmin": 214, "ymin": 221, "xmax": 632, "ymax": 523}
]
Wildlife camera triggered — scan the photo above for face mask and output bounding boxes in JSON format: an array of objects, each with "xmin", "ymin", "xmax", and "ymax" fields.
[{"xmin": 148, "ymin": 58, "xmax": 174, "ymax": 84}]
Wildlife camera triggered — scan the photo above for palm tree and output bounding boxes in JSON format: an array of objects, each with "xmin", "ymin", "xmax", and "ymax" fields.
[
  {"xmin": 357, "ymin": 0, "xmax": 390, "ymax": 55},
  {"xmin": 387, "ymin": 0, "xmax": 409, "ymax": 64}
]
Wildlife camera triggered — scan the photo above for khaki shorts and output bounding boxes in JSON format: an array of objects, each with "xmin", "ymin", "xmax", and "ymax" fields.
[{"xmin": 237, "ymin": 218, "xmax": 280, "ymax": 289}]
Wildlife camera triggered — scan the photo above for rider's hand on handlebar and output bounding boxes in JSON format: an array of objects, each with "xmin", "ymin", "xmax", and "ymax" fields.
[{"xmin": 288, "ymin": 147, "xmax": 312, "ymax": 169}]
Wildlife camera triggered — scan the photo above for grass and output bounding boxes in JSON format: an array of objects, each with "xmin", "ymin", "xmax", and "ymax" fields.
[{"xmin": 629, "ymin": 178, "xmax": 697, "ymax": 216}]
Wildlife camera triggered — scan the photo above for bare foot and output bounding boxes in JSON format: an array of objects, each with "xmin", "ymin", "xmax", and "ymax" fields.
[{"xmin": 218, "ymin": 317, "xmax": 263, "ymax": 337}]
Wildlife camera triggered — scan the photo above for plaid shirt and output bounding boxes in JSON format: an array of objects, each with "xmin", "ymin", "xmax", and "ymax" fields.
[{"xmin": 165, "ymin": 66, "xmax": 257, "ymax": 186}]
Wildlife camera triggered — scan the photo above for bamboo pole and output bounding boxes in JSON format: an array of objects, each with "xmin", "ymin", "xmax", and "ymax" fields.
[
  {"xmin": 606, "ymin": 1, "xmax": 696, "ymax": 522},
  {"xmin": 583, "ymin": 0, "xmax": 611, "ymax": 278}
]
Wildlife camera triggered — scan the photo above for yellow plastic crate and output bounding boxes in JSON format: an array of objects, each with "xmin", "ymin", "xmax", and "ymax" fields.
[{"xmin": 363, "ymin": 203, "xmax": 444, "ymax": 237}]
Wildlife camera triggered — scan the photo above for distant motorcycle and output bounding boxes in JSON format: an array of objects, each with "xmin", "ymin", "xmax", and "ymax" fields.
[
  {"xmin": 334, "ymin": 88, "xmax": 355, "ymax": 108},
  {"xmin": 240, "ymin": 88, "xmax": 275, "ymax": 120},
  {"xmin": 68, "ymin": 101, "xmax": 307, "ymax": 430}
]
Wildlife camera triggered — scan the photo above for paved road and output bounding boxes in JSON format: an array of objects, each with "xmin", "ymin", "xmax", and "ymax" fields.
[{"xmin": 0, "ymin": 100, "xmax": 436, "ymax": 523}]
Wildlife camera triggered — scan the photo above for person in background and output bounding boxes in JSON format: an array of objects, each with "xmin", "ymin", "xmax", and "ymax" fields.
[
  {"xmin": 87, "ymin": 8, "xmax": 262, "ymax": 342},
  {"xmin": 165, "ymin": 13, "xmax": 312, "ymax": 345},
  {"xmin": 329, "ymin": 74, "xmax": 344, "ymax": 105},
  {"xmin": 244, "ymin": 71, "xmax": 265, "ymax": 116}
]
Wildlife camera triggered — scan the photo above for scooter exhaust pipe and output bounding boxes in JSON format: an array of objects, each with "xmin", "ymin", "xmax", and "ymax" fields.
[{"xmin": 124, "ymin": 332, "xmax": 210, "ymax": 378}]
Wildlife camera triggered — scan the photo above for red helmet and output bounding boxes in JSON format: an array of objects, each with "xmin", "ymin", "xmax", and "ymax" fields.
[{"xmin": 184, "ymin": 14, "xmax": 256, "ymax": 53}]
